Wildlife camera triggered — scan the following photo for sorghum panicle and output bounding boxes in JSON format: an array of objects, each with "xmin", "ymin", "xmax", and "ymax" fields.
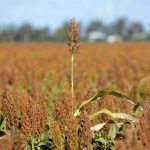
[
  {"xmin": 21, "ymin": 95, "xmax": 47, "ymax": 139},
  {"xmin": 68, "ymin": 18, "xmax": 79, "ymax": 54},
  {"xmin": 49, "ymin": 117, "xmax": 64, "ymax": 150},
  {"xmin": 79, "ymin": 110, "xmax": 92, "ymax": 149},
  {"xmin": 52, "ymin": 94, "xmax": 78, "ymax": 149},
  {"xmin": 1, "ymin": 87, "xmax": 19, "ymax": 130}
]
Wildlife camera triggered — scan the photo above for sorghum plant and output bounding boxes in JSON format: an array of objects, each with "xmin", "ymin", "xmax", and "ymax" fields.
[{"xmin": 68, "ymin": 18, "xmax": 79, "ymax": 112}]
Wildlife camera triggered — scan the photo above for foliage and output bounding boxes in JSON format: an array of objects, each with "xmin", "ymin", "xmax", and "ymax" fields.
[{"xmin": 74, "ymin": 90, "xmax": 141, "ymax": 149}]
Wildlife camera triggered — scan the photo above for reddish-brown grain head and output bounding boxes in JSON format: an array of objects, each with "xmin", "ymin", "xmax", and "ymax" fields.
[{"xmin": 68, "ymin": 18, "xmax": 79, "ymax": 54}]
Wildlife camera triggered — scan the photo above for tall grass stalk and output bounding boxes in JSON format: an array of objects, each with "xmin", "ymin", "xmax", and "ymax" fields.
[
  {"xmin": 68, "ymin": 18, "xmax": 79, "ymax": 112},
  {"xmin": 71, "ymin": 53, "xmax": 74, "ymax": 100}
]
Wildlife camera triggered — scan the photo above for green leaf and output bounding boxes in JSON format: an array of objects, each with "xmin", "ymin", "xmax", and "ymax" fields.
[
  {"xmin": 37, "ymin": 141, "xmax": 46, "ymax": 147},
  {"xmin": 96, "ymin": 137, "xmax": 108, "ymax": 144},
  {"xmin": 0, "ymin": 118, "xmax": 6, "ymax": 130},
  {"xmin": 132, "ymin": 104, "xmax": 143, "ymax": 117},
  {"xmin": 74, "ymin": 95, "xmax": 96, "ymax": 117},
  {"xmin": 74, "ymin": 90, "xmax": 137, "ymax": 117},
  {"xmin": 108, "ymin": 124, "xmax": 118, "ymax": 139}
]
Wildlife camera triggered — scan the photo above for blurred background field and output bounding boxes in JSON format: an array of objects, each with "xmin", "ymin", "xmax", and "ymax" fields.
[{"xmin": 0, "ymin": 42, "xmax": 149, "ymax": 109}]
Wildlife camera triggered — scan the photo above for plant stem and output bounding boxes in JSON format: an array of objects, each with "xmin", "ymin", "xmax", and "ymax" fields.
[{"xmin": 71, "ymin": 53, "xmax": 74, "ymax": 108}]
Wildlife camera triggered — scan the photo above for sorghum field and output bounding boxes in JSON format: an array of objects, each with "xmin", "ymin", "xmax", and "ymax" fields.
[{"xmin": 0, "ymin": 42, "xmax": 150, "ymax": 150}]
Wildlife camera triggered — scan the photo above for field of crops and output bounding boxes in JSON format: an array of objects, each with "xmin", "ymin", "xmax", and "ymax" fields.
[{"xmin": 0, "ymin": 42, "xmax": 150, "ymax": 150}]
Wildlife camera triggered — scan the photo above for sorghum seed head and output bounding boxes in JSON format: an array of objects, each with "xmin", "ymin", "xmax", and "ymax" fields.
[
  {"xmin": 1, "ymin": 87, "xmax": 19, "ymax": 130},
  {"xmin": 68, "ymin": 18, "xmax": 79, "ymax": 54},
  {"xmin": 21, "ymin": 95, "xmax": 47, "ymax": 139}
]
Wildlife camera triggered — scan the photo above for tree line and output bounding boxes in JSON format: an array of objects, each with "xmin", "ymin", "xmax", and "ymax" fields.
[{"xmin": 0, "ymin": 18, "xmax": 149, "ymax": 42}]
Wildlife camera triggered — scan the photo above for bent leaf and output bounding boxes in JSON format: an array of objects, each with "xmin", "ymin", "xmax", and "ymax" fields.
[
  {"xmin": 74, "ymin": 90, "xmax": 137, "ymax": 117},
  {"xmin": 89, "ymin": 108, "xmax": 138, "ymax": 123}
]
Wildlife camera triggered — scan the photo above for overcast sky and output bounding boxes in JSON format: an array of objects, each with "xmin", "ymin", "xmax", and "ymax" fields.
[{"xmin": 0, "ymin": 0, "xmax": 150, "ymax": 30}]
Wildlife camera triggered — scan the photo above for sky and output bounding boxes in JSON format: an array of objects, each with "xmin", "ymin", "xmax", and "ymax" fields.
[{"xmin": 0, "ymin": 0, "xmax": 150, "ymax": 30}]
